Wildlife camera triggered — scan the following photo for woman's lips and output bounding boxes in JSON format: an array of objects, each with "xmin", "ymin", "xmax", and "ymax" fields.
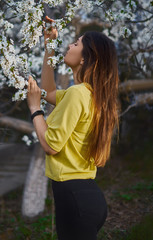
[{"xmin": 64, "ymin": 50, "xmax": 69, "ymax": 56}]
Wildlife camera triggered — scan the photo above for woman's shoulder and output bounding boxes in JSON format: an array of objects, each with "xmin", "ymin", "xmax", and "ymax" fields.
[
  {"xmin": 67, "ymin": 83, "xmax": 92, "ymax": 96},
  {"xmin": 66, "ymin": 83, "xmax": 93, "ymax": 113}
]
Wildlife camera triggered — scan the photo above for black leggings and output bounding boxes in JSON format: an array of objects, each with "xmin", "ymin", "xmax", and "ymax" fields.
[{"xmin": 52, "ymin": 179, "xmax": 107, "ymax": 240}]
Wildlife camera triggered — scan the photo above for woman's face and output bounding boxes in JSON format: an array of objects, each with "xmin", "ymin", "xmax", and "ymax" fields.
[{"xmin": 64, "ymin": 36, "xmax": 84, "ymax": 69}]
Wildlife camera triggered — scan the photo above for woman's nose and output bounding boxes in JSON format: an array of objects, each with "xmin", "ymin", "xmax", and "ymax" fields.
[{"xmin": 68, "ymin": 44, "xmax": 72, "ymax": 49}]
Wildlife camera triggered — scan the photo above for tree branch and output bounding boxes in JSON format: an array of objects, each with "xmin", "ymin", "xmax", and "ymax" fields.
[
  {"xmin": 0, "ymin": 116, "xmax": 34, "ymax": 134},
  {"xmin": 119, "ymin": 79, "xmax": 153, "ymax": 93},
  {"xmin": 120, "ymin": 92, "xmax": 153, "ymax": 117},
  {"xmin": 126, "ymin": 15, "xmax": 153, "ymax": 23},
  {"xmin": 1, "ymin": 101, "xmax": 22, "ymax": 116}
]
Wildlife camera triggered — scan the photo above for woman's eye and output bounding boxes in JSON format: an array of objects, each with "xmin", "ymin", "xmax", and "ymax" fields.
[{"xmin": 74, "ymin": 43, "xmax": 77, "ymax": 46}]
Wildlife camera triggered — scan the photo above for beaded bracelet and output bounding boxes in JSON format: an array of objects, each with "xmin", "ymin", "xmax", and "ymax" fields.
[{"xmin": 31, "ymin": 110, "xmax": 44, "ymax": 121}]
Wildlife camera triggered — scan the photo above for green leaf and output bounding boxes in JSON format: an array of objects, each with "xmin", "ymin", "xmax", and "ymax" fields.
[
  {"xmin": 10, "ymin": 66, "xmax": 15, "ymax": 72},
  {"xmin": 30, "ymin": 25, "xmax": 34, "ymax": 33},
  {"xmin": 28, "ymin": 12, "xmax": 33, "ymax": 17},
  {"xmin": 120, "ymin": 194, "xmax": 133, "ymax": 201}
]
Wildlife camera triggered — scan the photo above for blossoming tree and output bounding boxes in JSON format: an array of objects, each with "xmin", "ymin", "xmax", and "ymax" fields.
[{"xmin": 0, "ymin": 0, "xmax": 153, "ymax": 217}]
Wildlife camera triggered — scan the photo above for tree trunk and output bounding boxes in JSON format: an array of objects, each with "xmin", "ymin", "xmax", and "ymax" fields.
[{"xmin": 22, "ymin": 143, "xmax": 48, "ymax": 218}]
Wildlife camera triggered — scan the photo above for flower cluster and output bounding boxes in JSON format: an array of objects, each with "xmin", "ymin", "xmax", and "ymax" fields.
[
  {"xmin": 120, "ymin": 27, "xmax": 132, "ymax": 38},
  {"xmin": 43, "ymin": 0, "xmax": 64, "ymax": 7},
  {"xmin": 44, "ymin": 0, "xmax": 95, "ymax": 68},
  {"xmin": 0, "ymin": 17, "xmax": 14, "ymax": 32},
  {"xmin": 0, "ymin": 0, "xmax": 153, "ymax": 103},
  {"xmin": 22, "ymin": 131, "xmax": 39, "ymax": 146},
  {"xmin": 104, "ymin": 0, "xmax": 137, "ymax": 38},
  {"xmin": 0, "ymin": 35, "xmax": 29, "ymax": 100},
  {"xmin": 16, "ymin": 1, "xmax": 44, "ymax": 48},
  {"xmin": 47, "ymin": 55, "xmax": 64, "ymax": 68},
  {"xmin": 46, "ymin": 38, "xmax": 63, "ymax": 54}
]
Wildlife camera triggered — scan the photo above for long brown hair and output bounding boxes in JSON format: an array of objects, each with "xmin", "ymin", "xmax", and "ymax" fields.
[{"xmin": 77, "ymin": 31, "xmax": 120, "ymax": 167}]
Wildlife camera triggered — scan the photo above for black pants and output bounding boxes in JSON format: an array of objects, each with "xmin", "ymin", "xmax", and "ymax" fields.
[{"xmin": 52, "ymin": 179, "xmax": 107, "ymax": 240}]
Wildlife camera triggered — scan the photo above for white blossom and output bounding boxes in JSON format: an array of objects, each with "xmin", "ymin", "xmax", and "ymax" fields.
[
  {"xmin": 126, "ymin": 0, "xmax": 137, "ymax": 12},
  {"xmin": 22, "ymin": 135, "xmax": 32, "ymax": 146},
  {"xmin": 0, "ymin": 18, "xmax": 14, "ymax": 31},
  {"xmin": 40, "ymin": 99, "xmax": 47, "ymax": 112},
  {"xmin": 22, "ymin": 131, "xmax": 39, "ymax": 146},
  {"xmin": 120, "ymin": 26, "xmax": 132, "ymax": 38},
  {"xmin": 47, "ymin": 54, "xmax": 64, "ymax": 68},
  {"xmin": 94, "ymin": 0, "xmax": 103, "ymax": 6},
  {"xmin": 12, "ymin": 89, "xmax": 28, "ymax": 101},
  {"xmin": 58, "ymin": 64, "xmax": 72, "ymax": 75},
  {"xmin": 45, "ymin": 38, "xmax": 63, "ymax": 53},
  {"xmin": 17, "ymin": 1, "xmax": 44, "ymax": 48},
  {"xmin": 41, "ymin": 89, "xmax": 47, "ymax": 98},
  {"xmin": 31, "ymin": 131, "xmax": 39, "ymax": 143},
  {"xmin": 42, "ymin": 0, "xmax": 64, "ymax": 7}
]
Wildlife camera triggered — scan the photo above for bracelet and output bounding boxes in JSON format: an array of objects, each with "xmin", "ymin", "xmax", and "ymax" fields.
[{"xmin": 31, "ymin": 110, "xmax": 44, "ymax": 121}]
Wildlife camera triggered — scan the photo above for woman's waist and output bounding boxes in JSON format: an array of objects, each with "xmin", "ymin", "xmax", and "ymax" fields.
[{"xmin": 52, "ymin": 178, "xmax": 101, "ymax": 193}]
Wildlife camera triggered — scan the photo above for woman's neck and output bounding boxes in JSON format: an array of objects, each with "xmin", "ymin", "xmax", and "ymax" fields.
[{"xmin": 72, "ymin": 66, "xmax": 81, "ymax": 85}]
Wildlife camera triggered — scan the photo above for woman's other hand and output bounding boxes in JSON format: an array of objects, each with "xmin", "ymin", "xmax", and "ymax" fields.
[
  {"xmin": 44, "ymin": 16, "xmax": 58, "ymax": 46},
  {"xmin": 27, "ymin": 75, "xmax": 41, "ymax": 114}
]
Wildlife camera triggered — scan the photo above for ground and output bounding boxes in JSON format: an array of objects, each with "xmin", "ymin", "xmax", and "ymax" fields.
[
  {"xmin": 0, "ymin": 145, "xmax": 153, "ymax": 240},
  {"xmin": 97, "ymin": 155, "xmax": 153, "ymax": 240}
]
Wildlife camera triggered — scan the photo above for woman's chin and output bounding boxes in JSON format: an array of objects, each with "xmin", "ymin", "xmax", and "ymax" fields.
[
  {"xmin": 63, "ymin": 57, "xmax": 66, "ymax": 64},
  {"xmin": 63, "ymin": 57, "xmax": 68, "ymax": 65}
]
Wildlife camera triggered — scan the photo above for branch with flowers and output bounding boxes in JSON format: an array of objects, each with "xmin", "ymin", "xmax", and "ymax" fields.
[{"xmin": 0, "ymin": 0, "xmax": 152, "ymax": 99}]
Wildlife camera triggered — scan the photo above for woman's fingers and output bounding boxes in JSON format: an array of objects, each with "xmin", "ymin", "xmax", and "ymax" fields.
[
  {"xmin": 28, "ymin": 75, "xmax": 34, "ymax": 85},
  {"xmin": 28, "ymin": 76, "xmax": 38, "ymax": 92},
  {"xmin": 44, "ymin": 16, "xmax": 55, "ymax": 31},
  {"xmin": 28, "ymin": 76, "xmax": 34, "ymax": 90},
  {"xmin": 43, "ymin": 16, "xmax": 58, "ymax": 40},
  {"xmin": 45, "ymin": 16, "xmax": 55, "ymax": 23},
  {"xmin": 27, "ymin": 76, "xmax": 41, "ymax": 112},
  {"xmin": 28, "ymin": 76, "xmax": 32, "ymax": 92}
]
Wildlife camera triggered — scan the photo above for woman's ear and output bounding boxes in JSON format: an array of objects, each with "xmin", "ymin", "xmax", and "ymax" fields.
[{"xmin": 80, "ymin": 58, "xmax": 84, "ymax": 65}]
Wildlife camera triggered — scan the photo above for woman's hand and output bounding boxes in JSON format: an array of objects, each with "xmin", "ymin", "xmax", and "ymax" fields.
[
  {"xmin": 27, "ymin": 75, "xmax": 41, "ymax": 114},
  {"xmin": 44, "ymin": 16, "xmax": 58, "ymax": 47}
]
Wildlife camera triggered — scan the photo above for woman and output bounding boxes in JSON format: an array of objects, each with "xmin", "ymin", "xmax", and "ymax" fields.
[{"xmin": 27, "ymin": 16, "xmax": 119, "ymax": 240}]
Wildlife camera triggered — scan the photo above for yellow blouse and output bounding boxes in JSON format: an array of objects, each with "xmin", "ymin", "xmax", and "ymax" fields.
[{"xmin": 45, "ymin": 83, "xmax": 97, "ymax": 181}]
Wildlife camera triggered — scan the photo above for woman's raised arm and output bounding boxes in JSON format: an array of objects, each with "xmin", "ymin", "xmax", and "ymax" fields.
[{"xmin": 41, "ymin": 16, "xmax": 58, "ymax": 104}]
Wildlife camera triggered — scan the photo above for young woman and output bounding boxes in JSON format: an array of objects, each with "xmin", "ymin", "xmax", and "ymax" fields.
[{"xmin": 27, "ymin": 16, "xmax": 119, "ymax": 240}]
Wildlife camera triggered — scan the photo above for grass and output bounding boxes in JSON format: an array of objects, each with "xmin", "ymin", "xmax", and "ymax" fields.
[
  {"xmin": 111, "ymin": 180, "xmax": 153, "ymax": 201},
  {"xmin": 14, "ymin": 215, "xmax": 57, "ymax": 240},
  {"xmin": 117, "ymin": 107, "xmax": 153, "ymax": 182},
  {"xmin": 123, "ymin": 141, "xmax": 153, "ymax": 181},
  {"xmin": 0, "ymin": 184, "xmax": 57, "ymax": 240},
  {"xmin": 97, "ymin": 214, "xmax": 153, "ymax": 240},
  {"xmin": 121, "ymin": 214, "xmax": 153, "ymax": 240}
]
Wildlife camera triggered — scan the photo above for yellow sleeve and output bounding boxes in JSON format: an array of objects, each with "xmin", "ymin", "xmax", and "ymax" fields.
[
  {"xmin": 45, "ymin": 87, "xmax": 83, "ymax": 152},
  {"xmin": 56, "ymin": 89, "xmax": 66, "ymax": 106}
]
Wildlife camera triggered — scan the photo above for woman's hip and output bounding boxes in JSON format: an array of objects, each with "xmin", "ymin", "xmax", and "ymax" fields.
[{"xmin": 52, "ymin": 178, "xmax": 107, "ymax": 225}]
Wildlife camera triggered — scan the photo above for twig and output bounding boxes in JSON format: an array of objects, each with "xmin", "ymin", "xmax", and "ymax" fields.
[{"xmin": 119, "ymin": 103, "xmax": 137, "ymax": 117}]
